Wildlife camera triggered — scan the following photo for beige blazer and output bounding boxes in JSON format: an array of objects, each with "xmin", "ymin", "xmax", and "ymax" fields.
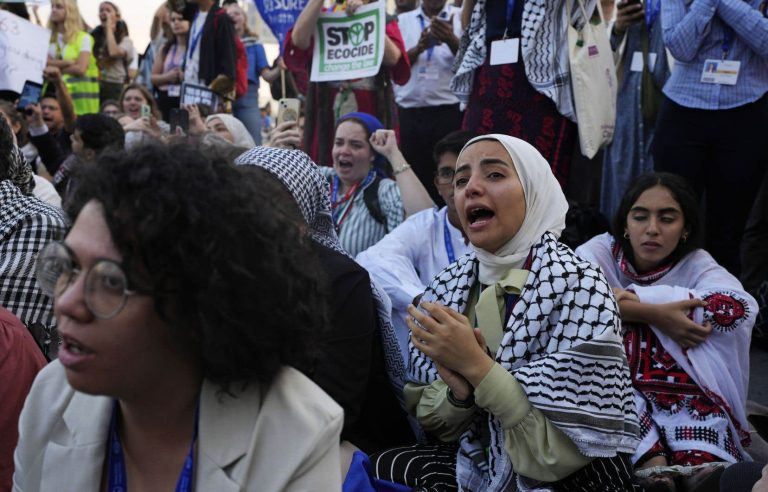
[{"xmin": 13, "ymin": 361, "xmax": 343, "ymax": 492}]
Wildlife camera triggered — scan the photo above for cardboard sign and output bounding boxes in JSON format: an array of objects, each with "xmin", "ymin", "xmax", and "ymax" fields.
[
  {"xmin": 0, "ymin": 10, "xmax": 50, "ymax": 93},
  {"xmin": 310, "ymin": 1, "xmax": 385, "ymax": 82}
]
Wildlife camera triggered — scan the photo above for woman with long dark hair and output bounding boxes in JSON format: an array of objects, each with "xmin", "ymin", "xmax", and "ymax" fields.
[
  {"xmin": 150, "ymin": 8, "xmax": 189, "ymax": 121},
  {"xmin": 577, "ymin": 173, "xmax": 756, "ymax": 491}
]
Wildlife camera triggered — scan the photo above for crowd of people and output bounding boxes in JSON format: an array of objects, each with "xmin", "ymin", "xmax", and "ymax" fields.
[{"xmin": 0, "ymin": 0, "xmax": 767, "ymax": 490}]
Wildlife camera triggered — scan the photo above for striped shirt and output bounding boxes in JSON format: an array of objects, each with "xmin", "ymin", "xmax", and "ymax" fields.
[
  {"xmin": 662, "ymin": 0, "xmax": 768, "ymax": 109},
  {"xmin": 320, "ymin": 167, "xmax": 405, "ymax": 257}
]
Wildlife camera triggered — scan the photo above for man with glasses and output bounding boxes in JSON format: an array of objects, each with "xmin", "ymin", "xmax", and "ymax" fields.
[{"xmin": 357, "ymin": 130, "xmax": 473, "ymax": 360}]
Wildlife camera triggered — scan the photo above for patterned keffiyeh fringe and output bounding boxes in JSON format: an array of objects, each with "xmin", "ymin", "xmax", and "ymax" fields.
[{"xmin": 409, "ymin": 232, "xmax": 640, "ymax": 491}]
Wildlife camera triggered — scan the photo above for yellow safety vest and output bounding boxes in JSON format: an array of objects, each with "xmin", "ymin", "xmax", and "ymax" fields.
[{"xmin": 57, "ymin": 31, "xmax": 100, "ymax": 115}]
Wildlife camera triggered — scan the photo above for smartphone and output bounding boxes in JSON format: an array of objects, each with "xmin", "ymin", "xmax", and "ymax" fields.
[
  {"xmin": 276, "ymin": 98, "xmax": 300, "ymax": 126},
  {"xmin": 17, "ymin": 80, "xmax": 44, "ymax": 111},
  {"xmin": 169, "ymin": 108, "xmax": 189, "ymax": 134},
  {"xmin": 141, "ymin": 104, "xmax": 152, "ymax": 119}
]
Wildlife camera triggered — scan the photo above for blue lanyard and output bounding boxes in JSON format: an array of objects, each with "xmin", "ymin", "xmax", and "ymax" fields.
[
  {"xmin": 722, "ymin": 27, "xmax": 733, "ymax": 58},
  {"xmin": 187, "ymin": 13, "xmax": 205, "ymax": 62},
  {"xmin": 443, "ymin": 212, "xmax": 455, "ymax": 264},
  {"xmin": 418, "ymin": 13, "xmax": 435, "ymax": 62},
  {"xmin": 503, "ymin": 0, "xmax": 516, "ymax": 38},
  {"xmin": 107, "ymin": 400, "xmax": 199, "ymax": 492},
  {"xmin": 645, "ymin": 0, "xmax": 661, "ymax": 30}
]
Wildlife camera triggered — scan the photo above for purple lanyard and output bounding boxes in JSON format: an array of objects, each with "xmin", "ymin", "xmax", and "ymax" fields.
[{"xmin": 107, "ymin": 400, "xmax": 199, "ymax": 492}]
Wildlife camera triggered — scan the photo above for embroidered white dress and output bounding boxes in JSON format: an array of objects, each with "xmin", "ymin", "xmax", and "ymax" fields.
[{"xmin": 577, "ymin": 233, "xmax": 756, "ymax": 465}]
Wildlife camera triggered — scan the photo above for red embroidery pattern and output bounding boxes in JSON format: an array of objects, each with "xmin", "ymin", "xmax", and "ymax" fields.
[{"xmin": 703, "ymin": 293, "xmax": 747, "ymax": 332}]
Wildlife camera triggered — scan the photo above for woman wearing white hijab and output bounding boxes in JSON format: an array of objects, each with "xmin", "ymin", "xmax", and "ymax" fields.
[
  {"xmin": 372, "ymin": 134, "xmax": 640, "ymax": 491},
  {"xmin": 205, "ymin": 113, "xmax": 256, "ymax": 148}
]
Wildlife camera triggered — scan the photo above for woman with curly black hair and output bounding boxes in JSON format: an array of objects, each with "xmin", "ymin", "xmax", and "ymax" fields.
[{"xmin": 13, "ymin": 143, "xmax": 343, "ymax": 491}]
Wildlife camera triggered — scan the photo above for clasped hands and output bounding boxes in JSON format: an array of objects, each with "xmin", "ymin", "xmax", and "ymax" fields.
[{"xmin": 408, "ymin": 302, "xmax": 495, "ymax": 401}]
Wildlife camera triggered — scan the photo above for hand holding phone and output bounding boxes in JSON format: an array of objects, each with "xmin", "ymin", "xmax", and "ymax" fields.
[
  {"xmin": 141, "ymin": 104, "xmax": 152, "ymax": 120},
  {"xmin": 276, "ymin": 98, "xmax": 300, "ymax": 126},
  {"xmin": 16, "ymin": 81, "xmax": 44, "ymax": 112},
  {"xmin": 615, "ymin": 0, "xmax": 645, "ymax": 34}
]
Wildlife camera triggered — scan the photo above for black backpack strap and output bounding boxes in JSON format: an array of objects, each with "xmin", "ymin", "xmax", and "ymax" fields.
[
  {"xmin": 363, "ymin": 174, "xmax": 386, "ymax": 226},
  {"xmin": 328, "ymin": 173, "xmax": 386, "ymax": 226}
]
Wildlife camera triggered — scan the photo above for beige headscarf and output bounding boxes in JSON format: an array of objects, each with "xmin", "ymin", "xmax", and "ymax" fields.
[
  {"xmin": 206, "ymin": 114, "xmax": 256, "ymax": 149},
  {"xmin": 457, "ymin": 134, "xmax": 568, "ymax": 285}
]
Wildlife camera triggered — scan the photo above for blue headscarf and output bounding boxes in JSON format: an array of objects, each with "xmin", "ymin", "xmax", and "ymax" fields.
[{"xmin": 336, "ymin": 111, "xmax": 385, "ymax": 169}]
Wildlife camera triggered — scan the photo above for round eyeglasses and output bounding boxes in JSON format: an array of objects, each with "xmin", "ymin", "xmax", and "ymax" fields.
[
  {"xmin": 35, "ymin": 242, "xmax": 146, "ymax": 319},
  {"xmin": 434, "ymin": 168, "xmax": 455, "ymax": 185}
]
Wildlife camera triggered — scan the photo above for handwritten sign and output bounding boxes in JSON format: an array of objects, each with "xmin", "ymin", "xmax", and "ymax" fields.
[
  {"xmin": 251, "ymin": 0, "xmax": 308, "ymax": 54},
  {"xmin": 0, "ymin": 10, "xmax": 50, "ymax": 93},
  {"xmin": 310, "ymin": 1, "xmax": 385, "ymax": 82}
]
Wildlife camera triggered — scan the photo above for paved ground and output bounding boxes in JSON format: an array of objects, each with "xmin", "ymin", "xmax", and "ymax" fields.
[{"xmin": 750, "ymin": 346, "xmax": 768, "ymax": 406}]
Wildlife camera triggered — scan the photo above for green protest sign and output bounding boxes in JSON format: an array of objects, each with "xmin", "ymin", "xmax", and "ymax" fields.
[{"xmin": 310, "ymin": 1, "xmax": 385, "ymax": 82}]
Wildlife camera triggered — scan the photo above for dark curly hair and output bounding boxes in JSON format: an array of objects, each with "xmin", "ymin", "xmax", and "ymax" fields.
[
  {"xmin": 612, "ymin": 172, "xmax": 702, "ymax": 269},
  {"xmin": 66, "ymin": 143, "xmax": 327, "ymax": 388}
]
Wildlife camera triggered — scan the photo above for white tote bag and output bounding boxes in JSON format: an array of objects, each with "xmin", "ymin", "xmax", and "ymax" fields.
[{"xmin": 567, "ymin": 0, "xmax": 617, "ymax": 159}]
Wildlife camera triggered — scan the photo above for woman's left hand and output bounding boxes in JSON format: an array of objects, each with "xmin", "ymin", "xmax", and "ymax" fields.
[{"xmin": 408, "ymin": 302, "xmax": 494, "ymax": 386}]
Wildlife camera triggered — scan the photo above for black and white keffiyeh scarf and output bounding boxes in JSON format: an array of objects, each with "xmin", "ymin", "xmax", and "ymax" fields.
[
  {"xmin": 234, "ymin": 147, "xmax": 407, "ymax": 400},
  {"xmin": 409, "ymin": 232, "xmax": 640, "ymax": 491},
  {"xmin": 451, "ymin": 0, "xmax": 596, "ymax": 121}
]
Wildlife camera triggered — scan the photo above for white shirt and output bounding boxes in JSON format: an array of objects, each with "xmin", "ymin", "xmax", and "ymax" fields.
[
  {"xmin": 48, "ymin": 32, "xmax": 92, "ymax": 59},
  {"xmin": 356, "ymin": 207, "xmax": 470, "ymax": 360},
  {"xmin": 394, "ymin": 5, "xmax": 462, "ymax": 108},
  {"xmin": 184, "ymin": 11, "xmax": 208, "ymax": 85}
]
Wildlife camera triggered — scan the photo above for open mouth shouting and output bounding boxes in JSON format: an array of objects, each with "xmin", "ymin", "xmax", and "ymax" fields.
[
  {"xmin": 466, "ymin": 206, "xmax": 495, "ymax": 231},
  {"xmin": 337, "ymin": 159, "xmax": 354, "ymax": 170}
]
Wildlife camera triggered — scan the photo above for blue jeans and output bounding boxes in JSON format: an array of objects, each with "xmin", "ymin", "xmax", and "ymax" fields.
[{"xmin": 233, "ymin": 83, "xmax": 262, "ymax": 145}]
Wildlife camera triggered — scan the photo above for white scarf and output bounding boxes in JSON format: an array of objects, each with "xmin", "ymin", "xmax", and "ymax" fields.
[
  {"xmin": 457, "ymin": 134, "xmax": 568, "ymax": 285},
  {"xmin": 206, "ymin": 114, "xmax": 256, "ymax": 148}
]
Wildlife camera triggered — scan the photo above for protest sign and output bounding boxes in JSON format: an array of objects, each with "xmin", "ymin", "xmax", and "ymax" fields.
[
  {"xmin": 0, "ymin": 10, "xmax": 50, "ymax": 93},
  {"xmin": 180, "ymin": 83, "xmax": 220, "ymax": 110},
  {"xmin": 251, "ymin": 0, "xmax": 307, "ymax": 54},
  {"xmin": 310, "ymin": 1, "xmax": 384, "ymax": 83}
]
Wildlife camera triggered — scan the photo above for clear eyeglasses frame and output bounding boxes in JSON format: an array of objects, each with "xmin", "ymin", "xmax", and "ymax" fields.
[
  {"xmin": 434, "ymin": 168, "xmax": 455, "ymax": 185},
  {"xmin": 35, "ymin": 241, "xmax": 147, "ymax": 320}
]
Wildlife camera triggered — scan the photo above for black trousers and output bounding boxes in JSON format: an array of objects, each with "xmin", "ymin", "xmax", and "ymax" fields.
[
  {"xmin": 398, "ymin": 103, "xmax": 463, "ymax": 206},
  {"xmin": 653, "ymin": 94, "xmax": 768, "ymax": 277}
]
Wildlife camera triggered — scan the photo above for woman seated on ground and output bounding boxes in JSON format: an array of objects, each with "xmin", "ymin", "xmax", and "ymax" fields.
[
  {"xmin": 182, "ymin": 105, "xmax": 255, "ymax": 153},
  {"xmin": 373, "ymin": 134, "xmax": 640, "ymax": 491},
  {"xmin": 117, "ymin": 84, "xmax": 169, "ymax": 141},
  {"xmin": 576, "ymin": 173, "xmax": 756, "ymax": 492},
  {"xmin": 321, "ymin": 112, "xmax": 433, "ymax": 256},
  {"xmin": 235, "ymin": 146, "xmax": 415, "ymax": 454},
  {"xmin": 13, "ymin": 143, "xmax": 343, "ymax": 491}
]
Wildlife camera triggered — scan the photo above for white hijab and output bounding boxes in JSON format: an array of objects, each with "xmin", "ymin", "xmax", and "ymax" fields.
[
  {"xmin": 206, "ymin": 114, "xmax": 256, "ymax": 148},
  {"xmin": 457, "ymin": 134, "xmax": 568, "ymax": 285}
]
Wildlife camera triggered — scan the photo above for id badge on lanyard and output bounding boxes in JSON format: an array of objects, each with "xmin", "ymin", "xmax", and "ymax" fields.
[
  {"xmin": 490, "ymin": 0, "xmax": 519, "ymax": 65},
  {"xmin": 701, "ymin": 28, "xmax": 741, "ymax": 85}
]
